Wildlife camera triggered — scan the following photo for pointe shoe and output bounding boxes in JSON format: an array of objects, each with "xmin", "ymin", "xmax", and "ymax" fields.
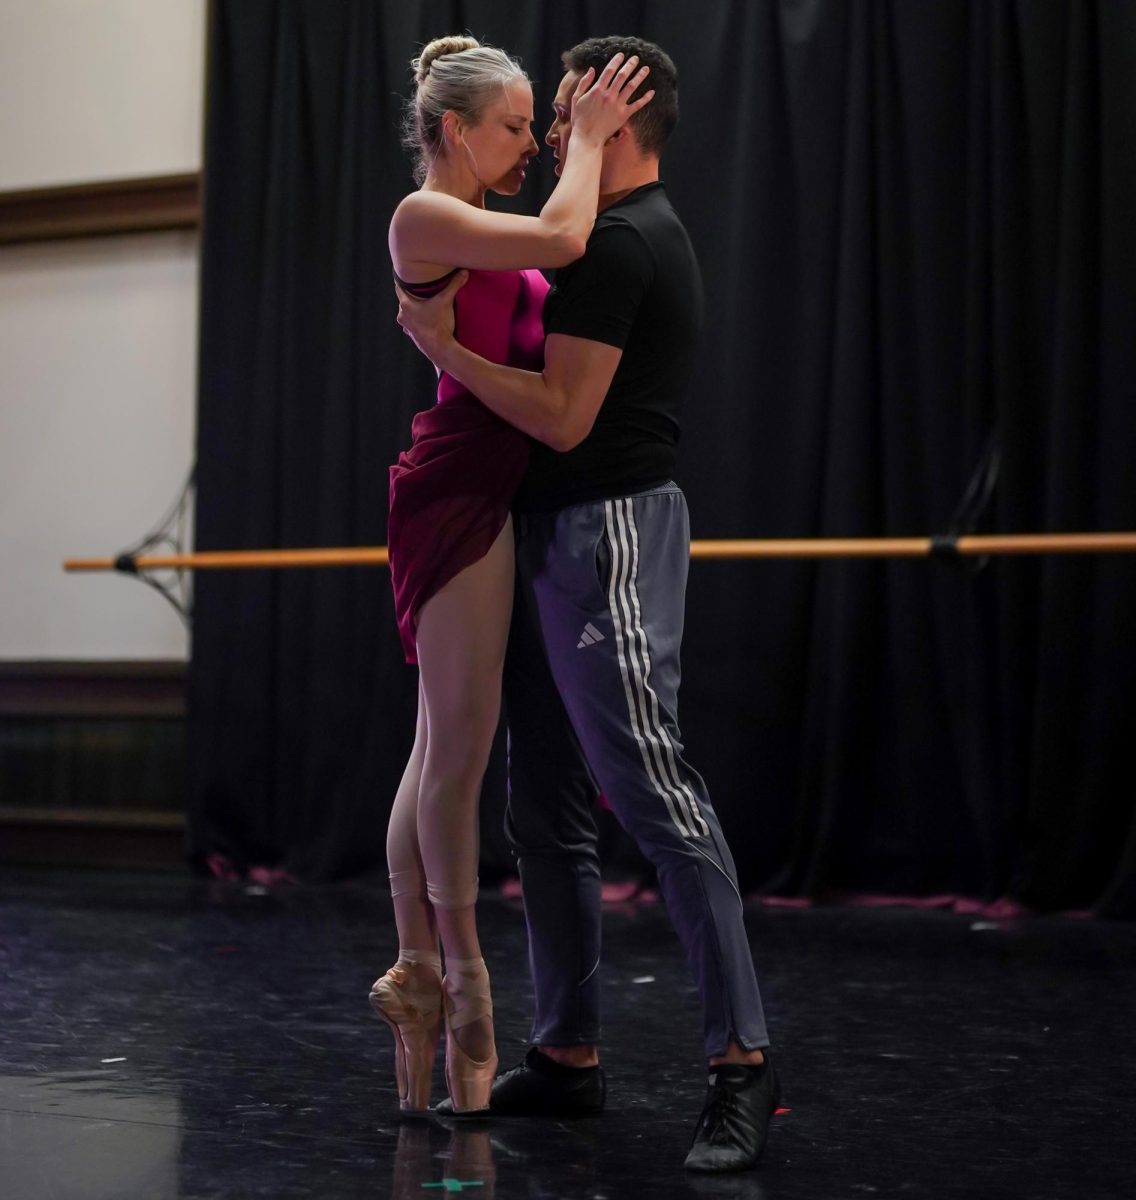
[
  {"xmin": 369, "ymin": 961, "xmax": 443, "ymax": 1113},
  {"xmin": 442, "ymin": 960, "xmax": 498, "ymax": 1115}
]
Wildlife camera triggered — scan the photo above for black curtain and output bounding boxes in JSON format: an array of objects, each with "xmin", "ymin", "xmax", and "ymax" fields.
[{"xmin": 191, "ymin": 0, "xmax": 1136, "ymax": 915}]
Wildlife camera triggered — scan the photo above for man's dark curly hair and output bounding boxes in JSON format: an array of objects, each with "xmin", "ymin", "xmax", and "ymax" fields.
[{"xmin": 562, "ymin": 36, "xmax": 678, "ymax": 156}]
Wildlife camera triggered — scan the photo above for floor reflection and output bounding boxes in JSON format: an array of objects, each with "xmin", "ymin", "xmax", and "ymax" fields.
[
  {"xmin": 383, "ymin": 1113, "xmax": 776, "ymax": 1200},
  {"xmin": 390, "ymin": 1121, "xmax": 496, "ymax": 1198}
]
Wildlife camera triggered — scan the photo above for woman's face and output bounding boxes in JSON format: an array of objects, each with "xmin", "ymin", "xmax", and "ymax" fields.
[{"xmin": 458, "ymin": 79, "xmax": 540, "ymax": 195}]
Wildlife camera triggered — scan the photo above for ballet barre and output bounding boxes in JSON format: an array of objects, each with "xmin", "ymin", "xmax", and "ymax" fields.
[{"xmin": 62, "ymin": 532, "xmax": 1136, "ymax": 574}]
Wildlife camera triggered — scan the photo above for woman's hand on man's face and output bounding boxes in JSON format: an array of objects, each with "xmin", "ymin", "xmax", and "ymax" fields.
[{"xmin": 568, "ymin": 52, "xmax": 655, "ymax": 147}]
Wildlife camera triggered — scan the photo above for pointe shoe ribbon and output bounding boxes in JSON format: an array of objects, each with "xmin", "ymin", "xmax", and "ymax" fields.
[{"xmin": 442, "ymin": 961, "xmax": 498, "ymax": 1114}]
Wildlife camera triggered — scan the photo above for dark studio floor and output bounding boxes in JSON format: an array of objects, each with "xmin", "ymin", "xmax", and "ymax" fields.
[{"xmin": 1, "ymin": 867, "xmax": 1135, "ymax": 1200}]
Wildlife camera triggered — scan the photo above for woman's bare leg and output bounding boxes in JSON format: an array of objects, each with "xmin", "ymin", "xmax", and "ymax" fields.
[
  {"xmin": 415, "ymin": 518, "xmax": 515, "ymax": 1065},
  {"xmin": 375, "ymin": 682, "xmax": 442, "ymax": 1111},
  {"xmin": 385, "ymin": 681, "xmax": 438, "ymax": 955}
]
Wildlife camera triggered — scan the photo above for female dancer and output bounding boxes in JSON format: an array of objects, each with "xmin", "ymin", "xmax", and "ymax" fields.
[{"xmin": 369, "ymin": 36, "xmax": 653, "ymax": 1115}]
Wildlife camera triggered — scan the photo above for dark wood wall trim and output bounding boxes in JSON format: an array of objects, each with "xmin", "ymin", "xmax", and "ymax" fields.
[
  {"xmin": 0, "ymin": 660, "xmax": 187, "ymax": 718},
  {"xmin": 0, "ymin": 173, "xmax": 201, "ymax": 245},
  {"xmin": 0, "ymin": 806, "xmax": 187, "ymax": 871}
]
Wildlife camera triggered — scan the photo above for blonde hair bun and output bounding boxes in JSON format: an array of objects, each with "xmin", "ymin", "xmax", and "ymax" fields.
[
  {"xmin": 415, "ymin": 36, "xmax": 481, "ymax": 85},
  {"xmin": 402, "ymin": 38, "xmax": 527, "ymax": 184}
]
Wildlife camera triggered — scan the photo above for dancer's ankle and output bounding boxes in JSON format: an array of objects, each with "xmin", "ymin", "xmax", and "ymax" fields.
[
  {"xmin": 398, "ymin": 948, "xmax": 441, "ymax": 976},
  {"xmin": 708, "ymin": 1040, "xmax": 765, "ymax": 1068},
  {"xmin": 444, "ymin": 958, "xmax": 495, "ymax": 1064},
  {"xmin": 539, "ymin": 1044, "xmax": 599, "ymax": 1069}
]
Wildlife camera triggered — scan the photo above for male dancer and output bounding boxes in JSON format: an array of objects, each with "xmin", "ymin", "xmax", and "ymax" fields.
[{"xmin": 395, "ymin": 37, "xmax": 778, "ymax": 1173}]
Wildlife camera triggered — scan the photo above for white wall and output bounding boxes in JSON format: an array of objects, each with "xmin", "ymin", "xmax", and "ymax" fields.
[
  {"xmin": 0, "ymin": 0, "xmax": 205, "ymax": 190},
  {"xmin": 0, "ymin": 233, "xmax": 199, "ymax": 659},
  {"xmin": 0, "ymin": 0, "xmax": 205, "ymax": 660}
]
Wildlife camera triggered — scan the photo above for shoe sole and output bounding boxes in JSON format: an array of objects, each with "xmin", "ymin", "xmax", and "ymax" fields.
[{"xmin": 433, "ymin": 1097, "xmax": 603, "ymax": 1119}]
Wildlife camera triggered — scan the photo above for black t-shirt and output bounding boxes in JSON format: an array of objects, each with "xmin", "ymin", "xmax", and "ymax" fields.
[{"xmin": 514, "ymin": 181, "xmax": 704, "ymax": 512}]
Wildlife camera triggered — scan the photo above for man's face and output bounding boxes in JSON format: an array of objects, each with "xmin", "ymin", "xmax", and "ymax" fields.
[{"xmin": 545, "ymin": 70, "xmax": 583, "ymax": 178}]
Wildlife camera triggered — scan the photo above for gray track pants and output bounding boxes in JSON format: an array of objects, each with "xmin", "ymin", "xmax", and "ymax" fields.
[{"xmin": 503, "ymin": 483, "xmax": 769, "ymax": 1058}]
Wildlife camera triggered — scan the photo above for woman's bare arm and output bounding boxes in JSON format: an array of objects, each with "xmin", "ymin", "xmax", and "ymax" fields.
[{"xmin": 390, "ymin": 54, "xmax": 653, "ymax": 275}]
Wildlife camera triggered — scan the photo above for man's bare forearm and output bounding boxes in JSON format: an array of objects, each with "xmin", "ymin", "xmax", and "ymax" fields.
[{"xmin": 435, "ymin": 338, "xmax": 572, "ymax": 449}]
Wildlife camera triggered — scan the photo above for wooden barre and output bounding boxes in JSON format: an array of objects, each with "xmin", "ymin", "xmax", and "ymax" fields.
[{"xmin": 62, "ymin": 532, "xmax": 1136, "ymax": 573}]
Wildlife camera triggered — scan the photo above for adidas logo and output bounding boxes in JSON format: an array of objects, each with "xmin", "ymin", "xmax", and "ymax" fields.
[{"xmin": 576, "ymin": 622, "xmax": 605, "ymax": 649}]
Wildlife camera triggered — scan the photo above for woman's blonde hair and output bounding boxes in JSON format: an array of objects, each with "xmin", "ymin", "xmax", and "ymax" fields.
[{"xmin": 402, "ymin": 36, "xmax": 529, "ymax": 184}]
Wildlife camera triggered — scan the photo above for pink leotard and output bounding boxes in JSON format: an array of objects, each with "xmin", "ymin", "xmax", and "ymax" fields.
[{"xmin": 388, "ymin": 266, "xmax": 550, "ymax": 663}]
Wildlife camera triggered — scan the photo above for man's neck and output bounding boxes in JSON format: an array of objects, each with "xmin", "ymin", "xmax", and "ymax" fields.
[{"xmin": 597, "ymin": 161, "xmax": 660, "ymax": 212}]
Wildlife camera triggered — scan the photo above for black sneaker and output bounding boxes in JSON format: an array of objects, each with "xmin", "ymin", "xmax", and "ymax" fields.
[
  {"xmin": 434, "ymin": 1047, "xmax": 605, "ymax": 1117},
  {"xmin": 683, "ymin": 1059, "xmax": 781, "ymax": 1173}
]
